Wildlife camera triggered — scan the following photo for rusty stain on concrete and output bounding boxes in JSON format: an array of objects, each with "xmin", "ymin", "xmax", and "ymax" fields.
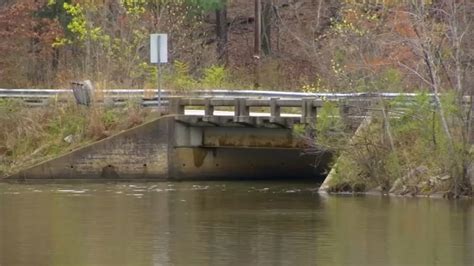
[{"xmin": 192, "ymin": 148, "xmax": 208, "ymax": 168}]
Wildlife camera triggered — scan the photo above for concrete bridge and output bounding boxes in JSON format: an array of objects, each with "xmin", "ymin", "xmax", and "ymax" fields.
[{"xmin": 6, "ymin": 96, "xmax": 369, "ymax": 181}]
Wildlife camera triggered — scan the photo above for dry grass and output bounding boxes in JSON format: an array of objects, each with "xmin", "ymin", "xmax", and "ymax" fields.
[{"xmin": 0, "ymin": 98, "xmax": 152, "ymax": 177}]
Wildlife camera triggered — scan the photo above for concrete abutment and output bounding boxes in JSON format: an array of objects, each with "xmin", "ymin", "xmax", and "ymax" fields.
[{"xmin": 6, "ymin": 116, "xmax": 331, "ymax": 181}]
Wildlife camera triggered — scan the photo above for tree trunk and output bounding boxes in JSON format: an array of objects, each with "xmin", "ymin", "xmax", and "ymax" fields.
[
  {"xmin": 254, "ymin": 0, "xmax": 261, "ymax": 88},
  {"xmin": 261, "ymin": 0, "xmax": 272, "ymax": 55},
  {"xmin": 216, "ymin": 4, "xmax": 228, "ymax": 64},
  {"xmin": 254, "ymin": 0, "xmax": 261, "ymax": 57}
]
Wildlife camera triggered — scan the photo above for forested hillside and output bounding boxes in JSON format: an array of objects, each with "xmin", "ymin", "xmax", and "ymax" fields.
[{"xmin": 0, "ymin": 0, "xmax": 472, "ymax": 93}]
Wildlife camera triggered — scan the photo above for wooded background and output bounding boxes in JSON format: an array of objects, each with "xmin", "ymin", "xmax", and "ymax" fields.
[{"xmin": 0, "ymin": 0, "xmax": 472, "ymax": 94}]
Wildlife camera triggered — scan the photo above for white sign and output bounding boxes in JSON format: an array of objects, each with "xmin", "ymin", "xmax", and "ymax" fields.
[{"xmin": 150, "ymin": 33, "xmax": 168, "ymax": 64}]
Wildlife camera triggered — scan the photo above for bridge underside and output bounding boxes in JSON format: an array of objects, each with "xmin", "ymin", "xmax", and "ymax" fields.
[
  {"xmin": 170, "ymin": 147, "xmax": 327, "ymax": 180},
  {"xmin": 171, "ymin": 116, "xmax": 330, "ymax": 180}
]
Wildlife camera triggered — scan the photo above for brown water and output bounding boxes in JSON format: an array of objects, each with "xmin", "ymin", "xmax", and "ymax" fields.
[{"xmin": 0, "ymin": 181, "xmax": 472, "ymax": 266}]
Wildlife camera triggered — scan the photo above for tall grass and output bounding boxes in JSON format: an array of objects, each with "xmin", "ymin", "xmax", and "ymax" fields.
[{"xmin": 0, "ymin": 98, "xmax": 151, "ymax": 177}]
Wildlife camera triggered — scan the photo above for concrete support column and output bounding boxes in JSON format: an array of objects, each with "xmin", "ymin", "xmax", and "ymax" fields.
[
  {"xmin": 169, "ymin": 97, "xmax": 184, "ymax": 115},
  {"xmin": 301, "ymin": 98, "xmax": 317, "ymax": 124},
  {"xmin": 234, "ymin": 98, "xmax": 252, "ymax": 124},
  {"xmin": 302, "ymin": 98, "xmax": 317, "ymax": 137},
  {"xmin": 339, "ymin": 101, "xmax": 350, "ymax": 127},
  {"xmin": 202, "ymin": 97, "xmax": 217, "ymax": 124},
  {"xmin": 270, "ymin": 97, "xmax": 283, "ymax": 125},
  {"xmin": 235, "ymin": 98, "xmax": 249, "ymax": 116}
]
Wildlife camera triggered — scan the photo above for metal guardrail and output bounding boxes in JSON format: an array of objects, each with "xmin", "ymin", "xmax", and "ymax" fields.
[
  {"xmin": 0, "ymin": 88, "xmax": 443, "ymax": 98},
  {"xmin": 0, "ymin": 88, "xmax": 471, "ymax": 106}
]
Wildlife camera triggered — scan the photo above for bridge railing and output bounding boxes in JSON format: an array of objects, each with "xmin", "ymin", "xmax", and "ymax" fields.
[{"xmin": 169, "ymin": 97, "xmax": 371, "ymax": 124}]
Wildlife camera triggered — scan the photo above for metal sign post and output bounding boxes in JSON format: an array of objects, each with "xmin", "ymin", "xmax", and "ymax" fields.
[{"xmin": 150, "ymin": 33, "xmax": 168, "ymax": 108}]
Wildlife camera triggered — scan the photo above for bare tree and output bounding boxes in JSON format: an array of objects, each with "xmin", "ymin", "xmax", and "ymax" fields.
[{"xmin": 399, "ymin": 0, "xmax": 473, "ymax": 196}]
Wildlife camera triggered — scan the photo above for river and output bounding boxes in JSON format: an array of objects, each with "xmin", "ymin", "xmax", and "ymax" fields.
[{"xmin": 0, "ymin": 181, "xmax": 472, "ymax": 266}]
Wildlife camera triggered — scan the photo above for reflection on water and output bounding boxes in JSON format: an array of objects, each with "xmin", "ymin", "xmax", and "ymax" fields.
[{"xmin": 0, "ymin": 181, "xmax": 472, "ymax": 266}]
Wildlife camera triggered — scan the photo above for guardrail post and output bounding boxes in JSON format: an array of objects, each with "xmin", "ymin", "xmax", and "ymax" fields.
[
  {"xmin": 204, "ymin": 97, "xmax": 214, "ymax": 117},
  {"xmin": 270, "ymin": 97, "xmax": 280, "ymax": 117},
  {"xmin": 234, "ymin": 98, "xmax": 239, "ymax": 117},
  {"xmin": 169, "ymin": 97, "xmax": 184, "ymax": 115},
  {"xmin": 301, "ymin": 98, "xmax": 317, "ymax": 124}
]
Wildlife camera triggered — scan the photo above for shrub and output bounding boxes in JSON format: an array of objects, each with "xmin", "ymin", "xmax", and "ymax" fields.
[{"xmin": 201, "ymin": 65, "xmax": 227, "ymax": 89}]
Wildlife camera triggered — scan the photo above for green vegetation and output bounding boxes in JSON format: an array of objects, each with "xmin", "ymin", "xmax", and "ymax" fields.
[
  {"xmin": 318, "ymin": 94, "xmax": 472, "ymax": 198},
  {"xmin": 201, "ymin": 65, "xmax": 227, "ymax": 89},
  {"xmin": 0, "ymin": 98, "xmax": 152, "ymax": 177},
  {"xmin": 164, "ymin": 62, "xmax": 233, "ymax": 90}
]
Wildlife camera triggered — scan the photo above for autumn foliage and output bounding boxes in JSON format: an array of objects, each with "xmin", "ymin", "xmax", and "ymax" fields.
[
  {"xmin": 0, "ymin": 0, "xmax": 472, "ymax": 93},
  {"xmin": 0, "ymin": 0, "xmax": 62, "ymax": 86}
]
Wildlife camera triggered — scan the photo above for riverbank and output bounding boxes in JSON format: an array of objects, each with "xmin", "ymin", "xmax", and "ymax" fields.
[
  {"xmin": 315, "ymin": 96, "xmax": 473, "ymax": 199},
  {"xmin": 0, "ymin": 99, "xmax": 154, "ymax": 177}
]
